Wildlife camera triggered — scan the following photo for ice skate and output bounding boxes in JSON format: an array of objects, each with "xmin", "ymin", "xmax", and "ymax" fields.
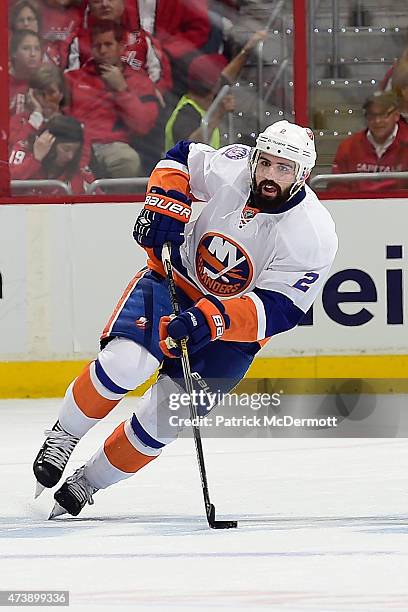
[
  {"xmin": 33, "ymin": 421, "xmax": 79, "ymax": 497},
  {"xmin": 49, "ymin": 466, "xmax": 99, "ymax": 519}
]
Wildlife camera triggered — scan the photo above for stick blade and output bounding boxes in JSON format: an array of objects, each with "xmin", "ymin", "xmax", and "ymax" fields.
[
  {"xmin": 207, "ymin": 503, "xmax": 238, "ymax": 529},
  {"xmin": 210, "ymin": 519, "xmax": 238, "ymax": 529}
]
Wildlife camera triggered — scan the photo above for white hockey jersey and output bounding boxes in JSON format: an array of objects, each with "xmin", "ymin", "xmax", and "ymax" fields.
[{"xmin": 145, "ymin": 141, "xmax": 338, "ymax": 344}]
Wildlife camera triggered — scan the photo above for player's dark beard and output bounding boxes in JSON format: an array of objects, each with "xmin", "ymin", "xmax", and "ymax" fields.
[{"xmin": 252, "ymin": 179, "xmax": 292, "ymax": 212}]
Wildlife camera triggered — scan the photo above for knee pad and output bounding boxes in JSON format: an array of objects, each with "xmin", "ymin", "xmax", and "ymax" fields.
[{"xmin": 97, "ymin": 337, "xmax": 159, "ymax": 391}]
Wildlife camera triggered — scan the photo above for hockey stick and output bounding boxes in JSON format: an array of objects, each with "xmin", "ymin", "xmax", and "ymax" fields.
[{"xmin": 161, "ymin": 242, "xmax": 237, "ymax": 530}]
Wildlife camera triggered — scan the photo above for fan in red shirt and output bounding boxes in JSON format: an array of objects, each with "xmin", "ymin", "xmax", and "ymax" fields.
[
  {"xmin": 9, "ymin": 30, "xmax": 44, "ymax": 115},
  {"xmin": 126, "ymin": 0, "xmax": 210, "ymax": 93},
  {"xmin": 67, "ymin": 0, "xmax": 172, "ymax": 98},
  {"xmin": 9, "ymin": 114, "xmax": 94, "ymax": 195},
  {"xmin": 39, "ymin": 0, "xmax": 86, "ymax": 69},
  {"xmin": 126, "ymin": 0, "xmax": 210, "ymax": 62},
  {"xmin": 10, "ymin": 63, "xmax": 67, "ymax": 147},
  {"xmin": 9, "ymin": 0, "xmax": 78, "ymax": 68},
  {"xmin": 331, "ymin": 91, "xmax": 408, "ymax": 192},
  {"xmin": 9, "ymin": 1, "xmax": 40, "ymax": 34},
  {"xmin": 65, "ymin": 20, "xmax": 159, "ymax": 178}
]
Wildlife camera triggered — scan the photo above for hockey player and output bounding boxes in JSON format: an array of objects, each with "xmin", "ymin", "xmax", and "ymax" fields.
[{"xmin": 33, "ymin": 120, "xmax": 338, "ymax": 518}]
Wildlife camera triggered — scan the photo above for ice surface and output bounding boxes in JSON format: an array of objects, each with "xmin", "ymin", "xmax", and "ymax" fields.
[{"xmin": 0, "ymin": 398, "xmax": 407, "ymax": 611}]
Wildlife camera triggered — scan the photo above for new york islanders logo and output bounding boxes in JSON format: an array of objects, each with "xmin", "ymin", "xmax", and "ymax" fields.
[
  {"xmin": 223, "ymin": 145, "xmax": 249, "ymax": 160},
  {"xmin": 195, "ymin": 233, "xmax": 253, "ymax": 297}
]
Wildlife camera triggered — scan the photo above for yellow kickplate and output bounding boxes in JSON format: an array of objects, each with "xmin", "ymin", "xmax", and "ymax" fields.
[{"xmin": 0, "ymin": 355, "xmax": 407, "ymax": 398}]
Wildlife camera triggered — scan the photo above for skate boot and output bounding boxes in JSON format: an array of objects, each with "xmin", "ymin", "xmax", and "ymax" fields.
[
  {"xmin": 33, "ymin": 421, "xmax": 79, "ymax": 498},
  {"xmin": 49, "ymin": 466, "xmax": 99, "ymax": 519}
]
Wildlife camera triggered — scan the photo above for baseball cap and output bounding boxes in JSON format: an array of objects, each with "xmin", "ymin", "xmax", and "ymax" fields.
[
  {"xmin": 363, "ymin": 91, "xmax": 399, "ymax": 113},
  {"xmin": 188, "ymin": 53, "xmax": 228, "ymax": 94}
]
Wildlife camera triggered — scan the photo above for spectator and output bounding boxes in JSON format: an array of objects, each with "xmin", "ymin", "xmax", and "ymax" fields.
[
  {"xmin": 9, "ymin": 114, "xmax": 94, "ymax": 194},
  {"xmin": 10, "ymin": 0, "xmax": 41, "ymax": 34},
  {"xmin": 67, "ymin": 0, "xmax": 172, "ymax": 97},
  {"xmin": 65, "ymin": 21, "xmax": 159, "ymax": 179},
  {"xmin": 39, "ymin": 0, "xmax": 86, "ymax": 69},
  {"xmin": 28, "ymin": 63, "xmax": 66, "ymax": 119},
  {"xmin": 10, "ymin": 64, "xmax": 66, "ymax": 145},
  {"xmin": 331, "ymin": 91, "xmax": 408, "ymax": 192},
  {"xmin": 9, "ymin": 30, "xmax": 43, "ymax": 115},
  {"xmin": 127, "ymin": 0, "xmax": 210, "ymax": 60},
  {"xmin": 381, "ymin": 48, "xmax": 408, "ymax": 92},
  {"xmin": 165, "ymin": 53, "xmax": 233, "ymax": 150},
  {"xmin": 126, "ymin": 0, "xmax": 211, "ymax": 93},
  {"xmin": 165, "ymin": 31, "xmax": 266, "ymax": 150},
  {"xmin": 10, "ymin": 0, "xmax": 76, "ymax": 67},
  {"xmin": 73, "ymin": 6, "xmax": 170, "ymax": 174},
  {"xmin": 201, "ymin": 0, "xmax": 240, "ymax": 59},
  {"xmin": 390, "ymin": 59, "xmax": 408, "ymax": 122}
]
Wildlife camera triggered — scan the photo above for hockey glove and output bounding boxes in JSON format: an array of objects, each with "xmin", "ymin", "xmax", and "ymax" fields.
[
  {"xmin": 133, "ymin": 186, "xmax": 192, "ymax": 248},
  {"xmin": 159, "ymin": 295, "xmax": 231, "ymax": 358}
]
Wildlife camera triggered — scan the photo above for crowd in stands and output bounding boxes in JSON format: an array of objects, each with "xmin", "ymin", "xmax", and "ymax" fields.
[
  {"xmin": 7, "ymin": 0, "xmax": 408, "ymax": 195},
  {"xmin": 7, "ymin": 0, "xmax": 261, "ymax": 195}
]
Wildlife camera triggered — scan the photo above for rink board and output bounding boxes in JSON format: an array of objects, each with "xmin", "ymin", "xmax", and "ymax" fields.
[{"xmin": 0, "ymin": 199, "xmax": 407, "ymax": 396}]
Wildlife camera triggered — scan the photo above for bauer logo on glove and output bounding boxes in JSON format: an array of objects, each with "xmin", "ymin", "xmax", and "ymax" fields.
[
  {"xmin": 187, "ymin": 311, "xmax": 198, "ymax": 327},
  {"xmin": 211, "ymin": 314, "xmax": 225, "ymax": 338},
  {"xmin": 145, "ymin": 194, "xmax": 192, "ymax": 222},
  {"xmin": 159, "ymin": 295, "xmax": 231, "ymax": 358},
  {"xmin": 133, "ymin": 186, "xmax": 192, "ymax": 249}
]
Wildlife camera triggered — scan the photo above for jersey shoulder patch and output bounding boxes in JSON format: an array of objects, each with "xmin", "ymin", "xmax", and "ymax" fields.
[{"xmin": 221, "ymin": 145, "xmax": 251, "ymax": 160}]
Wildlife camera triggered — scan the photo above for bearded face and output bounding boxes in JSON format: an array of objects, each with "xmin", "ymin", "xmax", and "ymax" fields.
[
  {"xmin": 252, "ymin": 153, "xmax": 297, "ymax": 211},
  {"xmin": 253, "ymin": 178, "xmax": 293, "ymax": 211}
]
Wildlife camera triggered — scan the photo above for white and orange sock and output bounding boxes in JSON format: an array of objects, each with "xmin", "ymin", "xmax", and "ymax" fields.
[
  {"xmin": 58, "ymin": 338, "xmax": 159, "ymax": 438},
  {"xmin": 82, "ymin": 375, "xmax": 186, "ymax": 489}
]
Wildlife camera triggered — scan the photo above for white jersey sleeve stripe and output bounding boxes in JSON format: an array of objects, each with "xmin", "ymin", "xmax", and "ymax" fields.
[
  {"xmin": 246, "ymin": 291, "xmax": 267, "ymax": 340},
  {"xmin": 155, "ymin": 159, "xmax": 189, "ymax": 174}
]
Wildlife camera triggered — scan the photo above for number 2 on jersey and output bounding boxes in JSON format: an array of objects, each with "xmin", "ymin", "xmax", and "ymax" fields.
[{"xmin": 293, "ymin": 272, "xmax": 319, "ymax": 292}]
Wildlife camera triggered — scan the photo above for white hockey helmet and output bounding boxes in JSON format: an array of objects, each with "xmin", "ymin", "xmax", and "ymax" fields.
[{"xmin": 250, "ymin": 120, "xmax": 317, "ymax": 197}]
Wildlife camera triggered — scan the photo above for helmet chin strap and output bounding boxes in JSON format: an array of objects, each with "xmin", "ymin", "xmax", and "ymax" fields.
[
  {"xmin": 288, "ymin": 180, "xmax": 304, "ymax": 199},
  {"xmin": 287, "ymin": 162, "xmax": 302, "ymax": 198},
  {"xmin": 249, "ymin": 149, "xmax": 260, "ymax": 194},
  {"xmin": 289, "ymin": 166, "xmax": 311, "ymax": 198}
]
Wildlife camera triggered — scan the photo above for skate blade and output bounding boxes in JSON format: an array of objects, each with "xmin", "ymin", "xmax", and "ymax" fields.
[
  {"xmin": 34, "ymin": 481, "xmax": 46, "ymax": 499},
  {"xmin": 48, "ymin": 502, "xmax": 67, "ymax": 520}
]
